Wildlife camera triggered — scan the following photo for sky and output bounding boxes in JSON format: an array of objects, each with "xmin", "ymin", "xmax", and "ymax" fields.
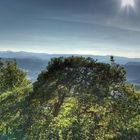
[{"xmin": 0, "ymin": 0, "xmax": 140, "ymax": 58}]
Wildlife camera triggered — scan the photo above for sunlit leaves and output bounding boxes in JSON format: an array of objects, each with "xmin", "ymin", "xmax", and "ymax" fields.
[{"xmin": 1, "ymin": 57, "xmax": 140, "ymax": 140}]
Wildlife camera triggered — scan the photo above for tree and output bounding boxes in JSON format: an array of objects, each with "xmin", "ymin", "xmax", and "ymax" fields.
[
  {"xmin": 1, "ymin": 57, "xmax": 139, "ymax": 140},
  {"xmin": 26, "ymin": 56, "xmax": 138, "ymax": 140},
  {"xmin": 0, "ymin": 59, "xmax": 30, "ymax": 93},
  {"xmin": 0, "ymin": 59, "xmax": 32, "ymax": 140}
]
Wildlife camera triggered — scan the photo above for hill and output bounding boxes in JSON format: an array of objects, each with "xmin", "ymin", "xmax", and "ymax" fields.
[
  {"xmin": 124, "ymin": 62, "xmax": 140, "ymax": 82},
  {"xmin": 1, "ymin": 51, "xmax": 140, "ymax": 64},
  {"xmin": 0, "ymin": 51, "xmax": 140, "ymax": 84}
]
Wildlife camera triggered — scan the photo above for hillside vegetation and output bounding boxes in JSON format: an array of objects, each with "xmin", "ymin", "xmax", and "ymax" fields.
[
  {"xmin": 1, "ymin": 51, "xmax": 140, "ymax": 82},
  {"xmin": 0, "ymin": 57, "xmax": 140, "ymax": 140}
]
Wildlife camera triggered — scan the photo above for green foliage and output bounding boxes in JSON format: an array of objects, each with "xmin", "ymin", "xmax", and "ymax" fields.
[
  {"xmin": 0, "ymin": 57, "xmax": 140, "ymax": 140},
  {"xmin": 0, "ymin": 60, "xmax": 32, "ymax": 140},
  {"xmin": 0, "ymin": 59, "xmax": 30, "ymax": 93},
  {"xmin": 29, "ymin": 56, "xmax": 139, "ymax": 140}
]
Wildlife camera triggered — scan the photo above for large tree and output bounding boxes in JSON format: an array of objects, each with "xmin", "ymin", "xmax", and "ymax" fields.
[
  {"xmin": 1, "ymin": 57, "xmax": 139, "ymax": 140},
  {"xmin": 25, "ymin": 56, "xmax": 140, "ymax": 140}
]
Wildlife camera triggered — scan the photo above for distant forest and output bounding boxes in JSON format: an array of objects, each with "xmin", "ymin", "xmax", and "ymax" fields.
[{"xmin": 0, "ymin": 56, "xmax": 140, "ymax": 140}]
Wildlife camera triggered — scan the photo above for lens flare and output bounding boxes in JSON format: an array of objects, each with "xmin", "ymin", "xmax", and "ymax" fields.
[{"xmin": 121, "ymin": 0, "xmax": 135, "ymax": 8}]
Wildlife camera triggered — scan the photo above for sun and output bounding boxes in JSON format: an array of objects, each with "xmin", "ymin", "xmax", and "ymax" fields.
[{"xmin": 121, "ymin": 0, "xmax": 135, "ymax": 8}]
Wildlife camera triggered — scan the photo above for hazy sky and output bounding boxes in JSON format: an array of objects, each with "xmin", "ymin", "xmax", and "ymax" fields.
[{"xmin": 0, "ymin": 0, "xmax": 140, "ymax": 58}]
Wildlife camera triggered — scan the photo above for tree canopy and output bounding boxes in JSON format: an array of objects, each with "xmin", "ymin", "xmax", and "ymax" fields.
[
  {"xmin": 0, "ymin": 59, "xmax": 32, "ymax": 139},
  {"xmin": 29, "ymin": 56, "xmax": 139, "ymax": 140},
  {"xmin": 0, "ymin": 57, "xmax": 140, "ymax": 140}
]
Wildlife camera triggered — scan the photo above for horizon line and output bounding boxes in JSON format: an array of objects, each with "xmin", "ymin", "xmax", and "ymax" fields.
[{"xmin": 0, "ymin": 50, "xmax": 140, "ymax": 59}]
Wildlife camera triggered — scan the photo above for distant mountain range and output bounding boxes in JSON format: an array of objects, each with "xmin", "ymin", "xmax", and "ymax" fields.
[
  {"xmin": 124, "ymin": 62, "xmax": 140, "ymax": 83},
  {"xmin": 1, "ymin": 51, "xmax": 140, "ymax": 64},
  {"xmin": 0, "ymin": 51, "xmax": 140, "ymax": 84}
]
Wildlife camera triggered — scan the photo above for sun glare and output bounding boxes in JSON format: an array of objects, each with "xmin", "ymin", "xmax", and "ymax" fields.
[{"xmin": 121, "ymin": 0, "xmax": 135, "ymax": 8}]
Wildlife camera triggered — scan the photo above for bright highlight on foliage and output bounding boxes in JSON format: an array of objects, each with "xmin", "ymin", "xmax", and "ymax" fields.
[
  {"xmin": 1, "ymin": 57, "xmax": 140, "ymax": 139},
  {"xmin": 121, "ymin": 0, "xmax": 135, "ymax": 8}
]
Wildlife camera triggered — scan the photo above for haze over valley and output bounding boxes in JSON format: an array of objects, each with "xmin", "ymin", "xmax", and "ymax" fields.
[{"xmin": 0, "ymin": 51, "xmax": 140, "ymax": 87}]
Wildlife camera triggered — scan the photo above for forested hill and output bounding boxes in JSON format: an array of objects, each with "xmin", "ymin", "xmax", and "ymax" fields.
[
  {"xmin": 1, "ymin": 56, "xmax": 140, "ymax": 140},
  {"xmin": 0, "ymin": 58, "xmax": 48, "ymax": 81},
  {"xmin": 16, "ymin": 58, "xmax": 140, "ymax": 83},
  {"xmin": 0, "ymin": 51, "xmax": 140, "ymax": 83},
  {"xmin": 124, "ymin": 62, "xmax": 140, "ymax": 82},
  {"xmin": 1, "ymin": 51, "xmax": 140, "ymax": 64}
]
